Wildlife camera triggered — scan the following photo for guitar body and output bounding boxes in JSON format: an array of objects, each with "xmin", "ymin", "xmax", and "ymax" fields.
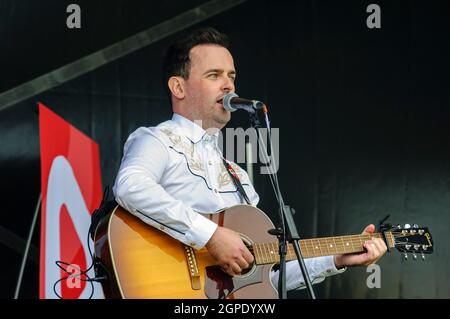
[
  {"xmin": 94, "ymin": 205, "xmax": 278, "ymax": 299},
  {"xmin": 94, "ymin": 202, "xmax": 434, "ymax": 298}
]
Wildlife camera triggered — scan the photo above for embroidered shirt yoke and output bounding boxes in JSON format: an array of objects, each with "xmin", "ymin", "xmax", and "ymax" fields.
[{"xmin": 113, "ymin": 113, "xmax": 259, "ymax": 249}]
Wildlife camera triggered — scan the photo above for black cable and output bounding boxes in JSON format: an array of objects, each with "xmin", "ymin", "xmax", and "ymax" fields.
[{"xmin": 52, "ymin": 222, "xmax": 106, "ymax": 299}]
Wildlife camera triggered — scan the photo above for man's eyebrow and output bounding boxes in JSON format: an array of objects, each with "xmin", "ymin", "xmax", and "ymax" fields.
[{"xmin": 203, "ymin": 69, "xmax": 236, "ymax": 75}]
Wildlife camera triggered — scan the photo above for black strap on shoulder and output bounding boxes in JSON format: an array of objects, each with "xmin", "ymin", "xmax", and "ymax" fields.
[{"xmin": 222, "ymin": 158, "xmax": 251, "ymax": 205}]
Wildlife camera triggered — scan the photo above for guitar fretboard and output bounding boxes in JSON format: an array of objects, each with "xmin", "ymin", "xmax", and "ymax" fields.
[{"xmin": 251, "ymin": 232, "xmax": 394, "ymax": 265}]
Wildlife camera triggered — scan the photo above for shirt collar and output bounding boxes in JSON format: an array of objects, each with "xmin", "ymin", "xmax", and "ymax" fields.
[{"xmin": 172, "ymin": 113, "xmax": 220, "ymax": 144}]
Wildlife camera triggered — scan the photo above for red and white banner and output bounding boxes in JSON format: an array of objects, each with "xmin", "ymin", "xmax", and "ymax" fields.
[{"xmin": 39, "ymin": 103, "xmax": 104, "ymax": 299}]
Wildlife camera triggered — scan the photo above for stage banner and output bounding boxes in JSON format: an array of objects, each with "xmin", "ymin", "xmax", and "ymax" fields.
[{"xmin": 39, "ymin": 103, "xmax": 104, "ymax": 299}]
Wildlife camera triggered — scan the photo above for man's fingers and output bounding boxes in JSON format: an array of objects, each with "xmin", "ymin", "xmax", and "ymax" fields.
[
  {"xmin": 242, "ymin": 247, "xmax": 255, "ymax": 264},
  {"xmin": 368, "ymin": 238, "xmax": 386, "ymax": 254},
  {"xmin": 373, "ymin": 238, "xmax": 386, "ymax": 253},
  {"xmin": 221, "ymin": 263, "xmax": 236, "ymax": 276},
  {"xmin": 364, "ymin": 238, "xmax": 386, "ymax": 265},
  {"xmin": 221, "ymin": 261, "xmax": 244, "ymax": 276},
  {"xmin": 236, "ymin": 256, "xmax": 250, "ymax": 270},
  {"xmin": 224, "ymin": 252, "xmax": 256, "ymax": 276},
  {"xmin": 368, "ymin": 241, "xmax": 379, "ymax": 259},
  {"xmin": 230, "ymin": 263, "xmax": 242, "ymax": 275},
  {"xmin": 372, "ymin": 238, "xmax": 387, "ymax": 260},
  {"xmin": 362, "ymin": 224, "xmax": 375, "ymax": 235}
]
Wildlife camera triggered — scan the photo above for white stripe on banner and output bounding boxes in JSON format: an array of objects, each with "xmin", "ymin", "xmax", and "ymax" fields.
[{"xmin": 45, "ymin": 156, "xmax": 104, "ymax": 299}]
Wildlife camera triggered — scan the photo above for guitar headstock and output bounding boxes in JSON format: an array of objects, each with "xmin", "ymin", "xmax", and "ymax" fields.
[{"xmin": 387, "ymin": 224, "xmax": 433, "ymax": 260}]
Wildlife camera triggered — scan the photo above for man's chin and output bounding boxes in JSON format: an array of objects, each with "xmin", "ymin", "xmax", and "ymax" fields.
[
  {"xmin": 210, "ymin": 116, "xmax": 229, "ymax": 130},
  {"xmin": 217, "ymin": 112, "xmax": 231, "ymax": 125}
]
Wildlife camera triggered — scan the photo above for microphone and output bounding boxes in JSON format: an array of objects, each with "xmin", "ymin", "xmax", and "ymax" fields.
[{"xmin": 222, "ymin": 93, "xmax": 265, "ymax": 113}]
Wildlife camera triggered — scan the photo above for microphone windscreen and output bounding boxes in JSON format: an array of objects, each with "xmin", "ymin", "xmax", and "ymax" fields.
[{"xmin": 222, "ymin": 92, "xmax": 239, "ymax": 112}]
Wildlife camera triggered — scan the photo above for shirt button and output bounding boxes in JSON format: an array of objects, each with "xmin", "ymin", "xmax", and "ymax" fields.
[
  {"xmin": 208, "ymin": 161, "xmax": 212, "ymax": 165},
  {"xmin": 214, "ymin": 189, "xmax": 218, "ymax": 193},
  {"xmin": 159, "ymin": 226, "xmax": 165, "ymax": 231}
]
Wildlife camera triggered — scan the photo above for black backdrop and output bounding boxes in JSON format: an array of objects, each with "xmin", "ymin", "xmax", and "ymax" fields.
[{"xmin": 1, "ymin": 0, "xmax": 449, "ymax": 298}]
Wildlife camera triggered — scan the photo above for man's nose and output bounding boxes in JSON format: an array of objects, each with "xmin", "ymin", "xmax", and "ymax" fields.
[{"xmin": 221, "ymin": 77, "xmax": 235, "ymax": 92}]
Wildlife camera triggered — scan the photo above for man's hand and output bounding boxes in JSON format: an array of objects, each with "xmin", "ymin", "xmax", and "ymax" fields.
[
  {"xmin": 334, "ymin": 224, "xmax": 387, "ymax": 269},
  {"xmin": 205, "ymin": 226, "xmax": 254, "ymax": 276}
]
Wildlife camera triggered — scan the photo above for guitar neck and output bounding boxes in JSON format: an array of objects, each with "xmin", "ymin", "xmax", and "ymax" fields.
[{"xmin": 252, "ymin": 232, "xmax": 395, "ymax": 265}]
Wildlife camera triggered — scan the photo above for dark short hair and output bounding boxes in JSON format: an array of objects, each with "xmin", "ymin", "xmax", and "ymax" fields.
[{"xmin": 162, "ymin": 27, "xmax": 231, "ymax": 98}]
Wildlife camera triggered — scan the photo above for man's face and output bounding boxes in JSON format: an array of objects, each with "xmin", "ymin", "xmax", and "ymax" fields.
[{"xmin": 183, "ymin": 44, "xmax": 236, "ymax": 130}]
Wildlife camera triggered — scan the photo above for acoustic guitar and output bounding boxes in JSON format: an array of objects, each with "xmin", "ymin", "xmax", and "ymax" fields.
[{"xmin": 93, "ymin": 204, "xmax": 433, "ymax": 299}]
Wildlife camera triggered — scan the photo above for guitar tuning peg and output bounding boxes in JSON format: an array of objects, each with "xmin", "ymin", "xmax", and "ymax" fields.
[
  {"xmin": 404, "ymin": 224, "xmax": 411, "ymax": 229},
  {"xmin": 403, "ymin": 253, "xmax": 408, "ymax": 260},
  {"xmin": 413, "ymin": 224, "xmax": 419, "ymax": 228},
  {"xmin": 412, "ymin": 253, "xmax": 417, "ymax": 260},
  {"xmin": 396, "ymin": 224, "xmax": 402, "ymax": 229},
  {"xmin": 421, "ymin": 253, "xmax": 425, "ymax": 261}
]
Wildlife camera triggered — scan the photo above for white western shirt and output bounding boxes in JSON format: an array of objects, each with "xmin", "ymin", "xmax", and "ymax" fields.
[{"xmin": 113, "ymin": 113, "xmax": 345, "ymax": 291}]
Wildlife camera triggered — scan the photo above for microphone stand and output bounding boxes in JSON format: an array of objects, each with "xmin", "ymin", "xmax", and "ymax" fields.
[{"xmin": 248, "ymin": 108, "xmax": 316, "ymax": 300}]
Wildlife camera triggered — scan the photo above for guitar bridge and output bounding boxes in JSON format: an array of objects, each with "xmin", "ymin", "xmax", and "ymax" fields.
[{"xmin": 183, "ymin": 245, "xmax": 201, "ymax": 290}]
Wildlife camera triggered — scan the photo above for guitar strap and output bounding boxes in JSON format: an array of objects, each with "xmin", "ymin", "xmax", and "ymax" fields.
[{"xmin": 222, "ymin": 158, "xmax": 251, "ymax": 205}]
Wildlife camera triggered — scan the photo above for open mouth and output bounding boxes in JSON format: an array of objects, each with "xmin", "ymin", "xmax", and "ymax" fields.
[{"xmin": 216, "ymin": 98, "xmax": 224, "ymax": 108}]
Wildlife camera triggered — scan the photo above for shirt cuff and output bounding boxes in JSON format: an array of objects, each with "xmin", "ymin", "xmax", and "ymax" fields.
[
  {"xmin": 322, "ymin": 255, "xmax": 347, "ymax": 276},
  {"xmin": 184, "ymin": 212, "xmax": 218, "ymax": 249}
]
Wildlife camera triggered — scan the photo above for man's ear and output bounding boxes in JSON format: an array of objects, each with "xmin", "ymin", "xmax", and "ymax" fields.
[{"xmin": 168, "ymin": 76, "xmax": 185, "ymax": 99}]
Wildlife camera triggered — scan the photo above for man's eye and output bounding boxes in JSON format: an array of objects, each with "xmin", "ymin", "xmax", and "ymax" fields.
[{"xmin": 208, "ymin": 74, "xmax": 218, "ymax": 79}]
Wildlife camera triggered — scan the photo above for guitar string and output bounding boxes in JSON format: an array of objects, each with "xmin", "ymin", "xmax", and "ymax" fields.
[
  {"xmin": 247, "ymin": 231, "xmax": 429, "ymax": 262},
  {"xmin": 249, "ymin": 240, "xmax": 367, "ymax": 260}
]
